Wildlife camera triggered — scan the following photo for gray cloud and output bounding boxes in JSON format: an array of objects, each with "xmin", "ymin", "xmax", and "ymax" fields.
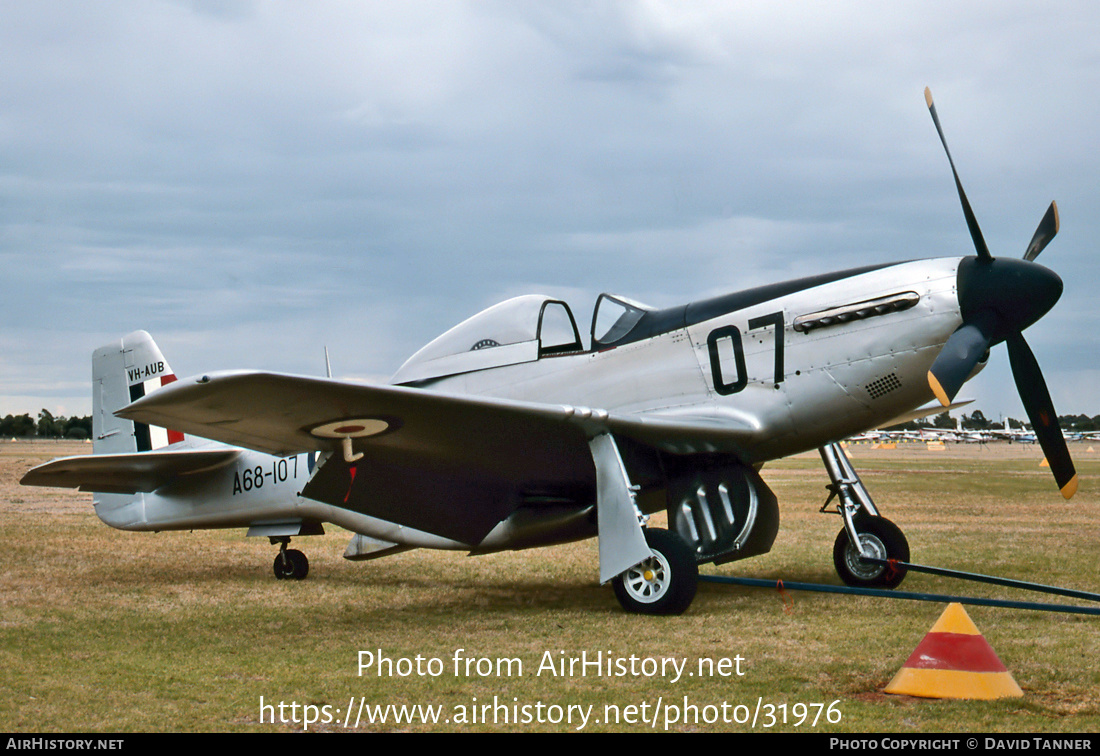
[{"xmin": 4, "ymin": 1, "xmax": 1099, "ymax": 425}]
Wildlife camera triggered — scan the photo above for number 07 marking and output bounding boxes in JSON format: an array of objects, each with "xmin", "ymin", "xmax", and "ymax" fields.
[
  {"xmin": 707, "ymin": 325, "xmax": 747, "ymax": 395},
  {"xmin": 707, "ymin": 311, "xmax": 785, "ymax": 395},
  {"xmin": 748, "ymin": 311, "xmax": 785, "ymax": 387}
]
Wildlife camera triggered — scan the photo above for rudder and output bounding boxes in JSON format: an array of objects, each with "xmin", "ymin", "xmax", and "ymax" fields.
[{"xmin": 92, "ymin": 331, "xmax": 183, "ymax": 455}]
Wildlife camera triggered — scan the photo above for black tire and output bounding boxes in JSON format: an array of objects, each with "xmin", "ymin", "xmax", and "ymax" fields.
[
  {"xmin": 273, "ymin": 549, "xmax": 309, "ymax": 580},
  {"xmin": 833, "ymin": 515, "xmax": 909, "ymax": 589},
  {"xmin": 612, "ymin": 528, "xmax": 698, "ymax": 615}
]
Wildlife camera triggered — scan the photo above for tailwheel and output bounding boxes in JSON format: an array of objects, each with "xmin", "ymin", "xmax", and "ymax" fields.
[
  {"xmin": 833, "ymin": 515, "xmax": 909, "ymax": 589},
  {"xmin": 612, "ymin": 528, "xmax": 698, "ymax": 615},
  {"xmin": 274, "ymin": 547, "xmax": 309, "ymax": 581}
]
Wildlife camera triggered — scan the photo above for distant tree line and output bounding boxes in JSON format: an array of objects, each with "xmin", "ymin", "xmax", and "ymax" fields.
[
  {"xmin": 1, "ymin": 410, "xmax": 92, "ymax": 439},
  {"xmin": 884, "ymin": 411, "xmax": 967, "ymax": 432},
  {"xmin": 1057, "ymin": 414, "xmax": 1100, "ymax": 432}
]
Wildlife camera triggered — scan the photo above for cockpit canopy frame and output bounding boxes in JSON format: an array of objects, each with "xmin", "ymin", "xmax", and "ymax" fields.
[
  {"xmin": 591, "ymin": 293, "xmax": 655, "ymax": 350},
  {"xmin": 391, "ymin": 295, "xmax": 584, "ymax": 384}
]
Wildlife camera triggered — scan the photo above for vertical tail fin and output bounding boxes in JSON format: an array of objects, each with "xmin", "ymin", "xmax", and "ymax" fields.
[{"xmin": 92, "ymin": 331, "xmax": 183, "ymax": 455}]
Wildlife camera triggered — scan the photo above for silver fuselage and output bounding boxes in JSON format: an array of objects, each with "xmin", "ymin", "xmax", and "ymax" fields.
[{"xmin": 97, "ymin": 257, "xmax": 970, "ymax": 553}]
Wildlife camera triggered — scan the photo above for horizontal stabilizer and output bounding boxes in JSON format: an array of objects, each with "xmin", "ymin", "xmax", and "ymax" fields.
[{"xmin": 20, "ymin": 448, "xmax": 239, "ymax": 494}]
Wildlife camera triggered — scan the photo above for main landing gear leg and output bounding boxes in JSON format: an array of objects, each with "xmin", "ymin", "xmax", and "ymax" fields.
[
  {"xmin": 588, "ymin": 432, "xmax": 697, "ymax": 615},
  {"xmin": 271, "ymin": 536, "xmax": 309, "ymax": 580},
  {"xmin": 819, "ymin": 443, "xmax": 909, "ymax": 589}
]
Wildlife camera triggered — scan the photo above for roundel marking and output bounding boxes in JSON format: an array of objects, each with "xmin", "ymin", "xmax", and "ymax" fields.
[{"xmin": 310, "ymin": 418, "xmax": 392, "ymax": 439}]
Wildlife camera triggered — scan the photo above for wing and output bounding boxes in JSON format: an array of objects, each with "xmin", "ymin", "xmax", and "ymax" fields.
[
  {"xmin": 21, "ymin": 448, "xmax": 239, "ymax": 494},
  {"xmin": 117, "ymin": 371, "xmax": 760, "ymax": 456},
  {"xmin": 118, "ymin": 371, "xmax": 759, "ymax": 544}
]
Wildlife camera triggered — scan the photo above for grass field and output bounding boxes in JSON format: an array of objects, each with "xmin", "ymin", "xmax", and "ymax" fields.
[{"xmin": 2, "ymin": 440, "xmax": 1098, "ymax": 733}]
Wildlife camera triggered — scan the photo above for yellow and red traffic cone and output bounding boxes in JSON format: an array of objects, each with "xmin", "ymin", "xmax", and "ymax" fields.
[{"xmin": 885, "ymin": 603, "xmax": 1023, "ymax": 699}]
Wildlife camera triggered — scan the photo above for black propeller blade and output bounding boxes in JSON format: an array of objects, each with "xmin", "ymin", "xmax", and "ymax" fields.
[
  {"xmin": 923, "ymin": 88, "xmax": 1076, "ymax": 499},
  {"xmin": 1024, "ymin": 201, "xmax": 1059, "ymax": 262},
  {"xmin": 927, "ymin": 319, "xmax": 993, "ymax": 408},
  {"xmin": 924, "ymin": 88, "xmax": 992, "ymax": 261},
  {"xmin": 1005, "ymin": 332, "xmax": 1078, "ymax": 499}
]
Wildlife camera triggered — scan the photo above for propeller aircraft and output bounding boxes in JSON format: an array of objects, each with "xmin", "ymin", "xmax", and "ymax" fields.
[{"xmin": 21, "ymin": 89, "xmax": 1077, "ymax": 615}]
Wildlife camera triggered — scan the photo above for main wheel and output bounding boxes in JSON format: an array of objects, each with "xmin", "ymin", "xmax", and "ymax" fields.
[
  {"xmin": 833, "ymin": 515, "xmax": 909, "ymax": 589},
  {"xmin": 274, "ymin": 549, "xmax": 309, "ymax": 580},
  {"xmin": 612, "ymin": 528, "xmax": 698, "ymax": 615}
]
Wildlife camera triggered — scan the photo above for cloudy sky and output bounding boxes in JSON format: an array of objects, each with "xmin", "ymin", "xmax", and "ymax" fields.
[{"xmin": 4, "ymin": 1, "xmax": 1100, "ymax": 426}]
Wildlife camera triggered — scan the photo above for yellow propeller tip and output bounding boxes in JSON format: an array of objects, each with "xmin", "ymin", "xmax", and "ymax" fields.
[
  {"xmin": 924, "ymin": 87, "xmax": 934, "ymax": 107},
  {"xmin": 927, "ymin": 371, "xmax": 951, "ymax": 407},
  {"xmin": 1061, "ymin": 474, "xmax": 1079, "ymax": 500}
]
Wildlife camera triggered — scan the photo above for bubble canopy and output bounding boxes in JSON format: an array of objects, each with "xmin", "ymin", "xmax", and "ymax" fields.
[{"xmin": 391, "ymin": 295, "xmax": 586, "ymax": 384}]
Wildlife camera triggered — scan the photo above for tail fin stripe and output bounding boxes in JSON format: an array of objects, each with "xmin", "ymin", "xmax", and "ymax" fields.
[
  {"xmin": 128, "ymin": 382, "xmax": 153, "ymax": 452},
  {"xmin": 159, "ymin": 374, "xmax": 185, "ymax": 445}
]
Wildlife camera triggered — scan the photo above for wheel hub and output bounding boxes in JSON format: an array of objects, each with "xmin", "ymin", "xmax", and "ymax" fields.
[
  {"xmin": 843, "ymin": 533, "xmax": 888, "ymax": 580},
  {"xmin": 622, "ymin": 554, "xmax": 671, "ymax": 604}
]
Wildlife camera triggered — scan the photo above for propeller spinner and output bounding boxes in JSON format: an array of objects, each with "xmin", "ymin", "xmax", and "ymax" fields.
[{"xmin": 923, "ymin": 88, "xmax": 1077, "ymax": 499}]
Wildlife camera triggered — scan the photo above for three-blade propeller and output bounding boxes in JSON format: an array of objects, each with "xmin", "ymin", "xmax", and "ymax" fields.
[{"xmin": 923, "ymin": 88, "xmax": 1077, "ymax": 499}]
